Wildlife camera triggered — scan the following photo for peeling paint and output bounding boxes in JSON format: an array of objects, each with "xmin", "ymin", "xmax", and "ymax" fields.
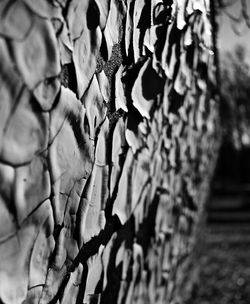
[{"xmin": 0, "ymin": 1, "xmax": 220, "ymax": 303}]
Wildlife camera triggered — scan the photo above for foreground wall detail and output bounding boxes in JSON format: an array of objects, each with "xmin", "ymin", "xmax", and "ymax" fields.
[{"xmin": 0, "ymin": 1, "xmax": 219, "ymax": 303}]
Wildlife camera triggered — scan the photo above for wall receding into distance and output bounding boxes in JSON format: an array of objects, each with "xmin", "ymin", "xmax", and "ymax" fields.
[{"xmin": 0, "ymin": 0, "xmax": 220, "ymax": 303}]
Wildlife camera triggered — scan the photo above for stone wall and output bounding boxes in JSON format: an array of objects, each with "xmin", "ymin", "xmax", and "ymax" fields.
[{"xmin": 0, "ymin": 1, "xmax": 220, "ymax": 303}]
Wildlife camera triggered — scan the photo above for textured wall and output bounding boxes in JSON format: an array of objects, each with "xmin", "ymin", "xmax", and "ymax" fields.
[{"xmin": 0, "ymin": 0, "xmax": 219, "ymax": 303}]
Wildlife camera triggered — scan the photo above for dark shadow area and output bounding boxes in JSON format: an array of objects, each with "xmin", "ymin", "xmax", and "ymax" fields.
[
  {"xmin": 192, "ymin": 103, "xmax": 250, "ymax": 304},
  {"xmin": 208, "ymin": 141, "xmax": 250, "ymax": 224},
  {"xmin": 192, "ymin": 112, "xmax": 250, "ymax": 304},
  {"xmin": 191, "ymin": 1, "xmax": 250, "ymax": 302},
  {"xmin": 192, "ymin": 140, "xmax": 250, "ymax": 303}
]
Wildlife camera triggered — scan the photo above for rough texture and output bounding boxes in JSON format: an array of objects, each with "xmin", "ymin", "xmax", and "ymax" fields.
[{"xmin": 0, "ymin": 1, "xmax": 219, "ymax": 303}]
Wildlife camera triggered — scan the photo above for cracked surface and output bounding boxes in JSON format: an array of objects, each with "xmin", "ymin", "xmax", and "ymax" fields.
[{"xmin": 0, "ymin": 1, "xmax": 220, "ymax": 303}]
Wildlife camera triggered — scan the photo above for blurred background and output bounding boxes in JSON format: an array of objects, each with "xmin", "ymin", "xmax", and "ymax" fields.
[{"xmin": 192, "ymin": 1, "xmax": 250, "ymax": 303}]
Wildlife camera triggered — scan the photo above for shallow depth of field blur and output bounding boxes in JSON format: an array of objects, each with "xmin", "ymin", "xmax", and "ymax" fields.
[{"xmin": 192, "ymin": 1, "xmax": 250, "ymax": 303}]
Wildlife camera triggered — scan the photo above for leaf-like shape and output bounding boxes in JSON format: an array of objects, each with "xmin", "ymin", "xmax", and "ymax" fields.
[
  {"xmin": 132, "ymin": 58, "xmax": 164, "ymax": 119},
  {"xmin": 72, "ymin": 26, "xmax": 102, "ymax": 98},
  {"xmin": 49, "ymin": 87, "xmax": 94, "ymax": 225},
  {"xmin": 0, "ymin": 0, "xmax": 33, "ymax": 41},
  {"xmin": 11, "ymin": 15, "xmax": 60, "ymax": 90},
  {"xmin": 0, "ymin": 88, "xmax": 49, "ymax": 166},
  {"xmin": 33, "ymin": 77, "xmax": 60, "ymax": 112},
  {"xmin": 95, "ymin": 0, "xmax": 110, "ymax": 29},
  {"xmin": 81, "ymin": 75, "xmax": 107, "ymax": 140}
]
